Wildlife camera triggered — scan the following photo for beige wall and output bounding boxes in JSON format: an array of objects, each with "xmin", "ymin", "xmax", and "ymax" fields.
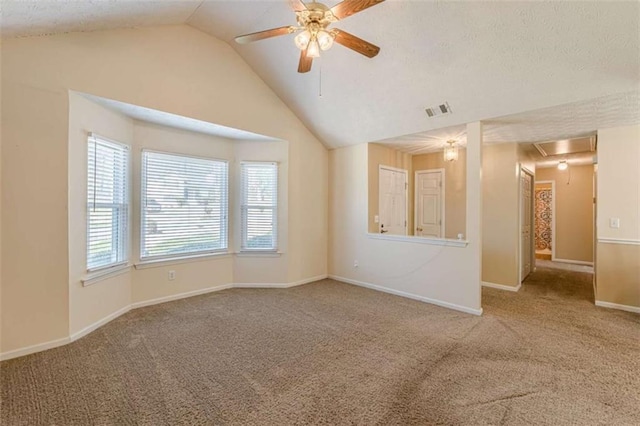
[
  {"xmin": 412, "ymin": 149, "xmax": 467, "ymax": 239},
  {"xmin": 536, "ymin": 165, "xmax": 594, "ymax": 263},
  {"xmin": 68, "ymin": 93, "xmax": 134, "ymax": 336},
  {"xmin": 329, "ymin": 122, "xmax": 483, "ymax": 315},
  {"xmin": 1, "ymin": 25, "xmax": 328, "ymax": 354},
  {"xmin": 130, "ymin": 122, "xmax": 238, "ymax": 303},
  {"xmin": 367, "ymin": 144, "xmax": 412, "ymax": 234},
  {"xmin": 596, "ymin": 124, "xmax": 640, "ymax": 309},
  {"xmin": 596, "ymin": 243, "xmax": 639, "ymax": 308},
  {"xmin": 0, "ymin": 38, "xmax": 3, "ymax": 348},
  {"xmin": 2, "ymin": 66, "xmax": 70, "ymax": 350},
  {"xmin": 482, "ymin": 143, "xmax": 520, "ymax": 288}
]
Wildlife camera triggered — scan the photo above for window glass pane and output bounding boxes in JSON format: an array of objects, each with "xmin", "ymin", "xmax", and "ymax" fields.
[
  {"xmin": 141, "ymin": 151, "xmax": 228, "ymax": 259},
  {"xmin": 241, "ymin": 162, "xmax": 278, "ymax": 251},
  {"xmin": 87, "ymin": 136, "xmax": 129, "ymax": 270}
]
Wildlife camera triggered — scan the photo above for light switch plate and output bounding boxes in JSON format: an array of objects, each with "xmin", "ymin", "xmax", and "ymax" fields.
[{"xmin": 609, "ymin": 218, "xmax": 620, "ymax": 229}]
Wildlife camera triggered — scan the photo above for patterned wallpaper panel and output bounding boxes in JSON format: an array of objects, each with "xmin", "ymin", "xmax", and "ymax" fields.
[{"xmin": 535, "ymin": 188, "xmax": 552, "ymax": 251}]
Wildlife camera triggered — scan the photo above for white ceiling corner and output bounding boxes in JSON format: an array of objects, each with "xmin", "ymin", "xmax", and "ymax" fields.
[{"xmin": 80, "ymin": 92, "xmax": 278, "ymax": 141}]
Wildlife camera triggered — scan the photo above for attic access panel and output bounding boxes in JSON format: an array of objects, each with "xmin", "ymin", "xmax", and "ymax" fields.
[{"xmin": 533, "ymin": 136, "xmax": 596, "ymax": 157}]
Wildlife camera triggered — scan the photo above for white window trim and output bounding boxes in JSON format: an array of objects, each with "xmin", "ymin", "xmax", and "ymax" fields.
[
  {"xmin": 86, "ymin": 133, "xmax": 131, "ymax": 272},
  {"xmin": 134, "ymin": 251, "xmax": 232, "ymax": 270},
  {"xmin": 234, "ymin": 251, "xmax": 283, "ymax": 258},
  {"xmin": 240, "ymin": 161, "xmax": 279, "ymax": 253},
  {"xmin": 82, "ymin": 263, "xmax": 132, "ymax": 287}
]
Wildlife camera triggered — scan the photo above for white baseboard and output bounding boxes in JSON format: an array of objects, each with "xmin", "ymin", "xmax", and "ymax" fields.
[
  {"xmin": 131, "ymin": 283, "xmax": 234, "ymax": 309},
  {"xmin": 70, "ymin": 305, "xmax": 132, "ymax": 342},
  {"xmin": 234, "ymin": 274, "xmax": 328, "ymax": 289},
  {"xmin": 328, "ymin": 275, "xmax": 483, "ymax": 316},
  {"xmin": 0, "ymin": 336, "xmax": 70, "ymax": 361},
  {"xmin": 233, "ymin": 283, "xmax": 290, "ymax": 288},
  {"xmin": 1, "ymin": 275, "xmax": 329, "ymax": 361},
  {"xmin": 552, "ymin": 258, "xmax": 594, "ymax": 266},
  {"xmin": 482, "ymin": 281, "xmax": 521, "ymax": 292},
  {"xmin": 290, "ymin": 274, "xmax": 329, "ymax": 287},
  {"xmin": 595, "ymin": 300, "xmax": 640, "ymax": 314}
]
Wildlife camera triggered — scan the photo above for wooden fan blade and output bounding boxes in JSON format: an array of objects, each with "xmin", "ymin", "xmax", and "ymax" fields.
[
  {"xmin": 289, "ymin": 0, "xmax": 307, "ymax": 12},
  {"xmin": 330, "ymin": 0, "xmax": 385, "ymax": 20},
  {"xmin": 298, "ymin": 48, "xmax": 313, "ymax": 73},
  {"xmin": 235, "ymin": 26, "xmax": 295, "ymax": 44},
  {"xmin": 333, "ymin": 29, "xmax": 380, "ymax": 58}
]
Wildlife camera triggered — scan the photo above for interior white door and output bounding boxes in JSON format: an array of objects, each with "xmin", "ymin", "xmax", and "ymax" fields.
[
  {"xmin": 415, "ymin": 170, "xmax": 443, "ymax": 238},
  {"xmin": 521, "ymin": 170, "xmax": 533, "ymax": 281},
  {"xmin": 379, "ymin": 167, "xmax": 407, "ymax": 235}
]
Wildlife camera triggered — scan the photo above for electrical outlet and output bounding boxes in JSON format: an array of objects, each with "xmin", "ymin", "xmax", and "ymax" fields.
[
  {"xmin": 354, "ymin": 260, "xmax": 359, "ymax": 268},
  {"xmin": 168, "ymin": 270, "xmax": 176, "ymax": 281}
]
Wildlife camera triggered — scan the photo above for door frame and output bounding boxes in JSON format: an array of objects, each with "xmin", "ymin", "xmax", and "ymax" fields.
[
  {"xmin": 378, "ymin": 165, "xmax": 408, "ymax": 236},
  {"xmin": 534, "ymin": 180, "xmax": 556, "ymax": 262},
  {"xmin": 519, "ymin": 165, "xmax": 535, "ymax": 283},
  {"xmin": 414, "ymin": 168, "xmax": 445, "ymax": 238}
]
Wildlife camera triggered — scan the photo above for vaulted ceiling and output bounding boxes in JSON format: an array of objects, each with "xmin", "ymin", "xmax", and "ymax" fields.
[{"xmin": 2, "ymin": 1, "xmax": 639, "ymax": 149}]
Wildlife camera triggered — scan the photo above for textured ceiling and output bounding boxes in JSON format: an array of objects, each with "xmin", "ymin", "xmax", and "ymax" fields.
[
  {"xmin": 377, "ymin": 90, "xmax": 640, "ymax": 155},
  {"xmin": 2, "ymin": 1, "xmax": 639, "ymax": 150},
  {"xmin": 0, "ymin": 0, "xmax": 201, "ymax": 37}
]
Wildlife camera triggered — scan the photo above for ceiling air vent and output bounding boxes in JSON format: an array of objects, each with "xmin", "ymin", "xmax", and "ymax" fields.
[{"xmin": 425, "ymin": 102, "xmax": 452, "ymax": 118}]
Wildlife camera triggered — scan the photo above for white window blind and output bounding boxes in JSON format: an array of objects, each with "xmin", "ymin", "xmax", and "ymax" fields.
[
  {"xmin": 87, "ymin": 135, "xmax": 130, "ymax": 271},
  {"xmin": 141, "ymin": 151, "xmax": 228, "ymax": 260},
  {"xmin": 241, "ymin": 162, "xmax": 278, "ymax": 251}
]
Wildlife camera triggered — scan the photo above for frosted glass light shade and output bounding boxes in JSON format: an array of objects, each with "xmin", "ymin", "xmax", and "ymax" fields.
[
  {"xmin": 317, "ymin": 30, "xmax": 334, "ymax": 50},
  {"xmin": 294, "ymin": 30, "xmax": 311, "ymax": 50},
  {"xmin": 307, "ymin": 39, "xmax": 320, "ymax": 58}
]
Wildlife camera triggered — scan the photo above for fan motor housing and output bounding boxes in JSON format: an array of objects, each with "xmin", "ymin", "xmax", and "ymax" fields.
[{"xmin": 296, "ymin": 2, "xmax": 337, "ymax": 28}]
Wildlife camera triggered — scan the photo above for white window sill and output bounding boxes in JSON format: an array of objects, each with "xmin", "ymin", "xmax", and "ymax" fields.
[
  {"xmin": 134, "ymin": 251, "xmax": 232, "ymax": 269},
  {"xmin": 234, "ymin": 251, "xmax": 282, "ymax": 258},
  {"xmin": 367, "ymin": 233, "xmax": 469, "ymax": 248},
  {"xmin": 82, "ymin": 264, "xmax": 132, "ymax": 287}
]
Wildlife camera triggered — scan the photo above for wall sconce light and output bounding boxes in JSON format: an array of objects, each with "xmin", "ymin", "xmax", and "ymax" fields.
[
  {"xmin": 444, "ymin": 140, "xmax": 458, "ymax": 162},
  {"xmin": 558, "ymin": 160, "xmax": 568, "ymax": 171}
]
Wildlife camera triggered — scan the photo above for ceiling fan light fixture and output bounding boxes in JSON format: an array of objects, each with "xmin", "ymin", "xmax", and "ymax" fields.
[
  {"xmin": 307, "ymin": 38, "xmax": 321, "ymax": 57},
  {"xmin": 317, "ymin": 30, "xmax": 334, "ymax": 50},
  {"xmin": 235, "ymin": 0, "xmax": 385, "ymax": 73},
  {"xmin": 294, "ymin": 29, "xmax": 311, "ymax": 50},
  {"xmin": 558, "ymin": 160, "xmax": 568, "ymax": 170}
]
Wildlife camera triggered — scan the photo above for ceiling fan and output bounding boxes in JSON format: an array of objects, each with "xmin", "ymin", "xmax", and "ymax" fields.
[{"xmin": 235, "ymin": 0, "xmax": 385, "ymax": 73}]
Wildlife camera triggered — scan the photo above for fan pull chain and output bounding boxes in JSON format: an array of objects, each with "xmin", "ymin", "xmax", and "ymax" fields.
[{"xmin": 319, "ymin": 63, "xmax": 322, "ymax": 97}]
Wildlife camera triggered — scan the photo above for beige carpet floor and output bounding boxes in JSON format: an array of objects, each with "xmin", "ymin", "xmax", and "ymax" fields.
[{"xmin": 2, "ymin": 268, "xmax": 639, "ymax": 425}]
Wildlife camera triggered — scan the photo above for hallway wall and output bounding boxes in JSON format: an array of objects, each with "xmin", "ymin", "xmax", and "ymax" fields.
[
  {"xmin": 536, "ymin": 165, "xmax": 594, "ymax": 264},
  {"xmin": 595, "ymin": 124, "xmax": 640, "ymax": 311}
]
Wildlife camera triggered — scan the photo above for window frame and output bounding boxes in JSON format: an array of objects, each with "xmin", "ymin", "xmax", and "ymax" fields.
[
  {"xmin": 86, "ymin": 133, "xmax": 131, "ymax": 273},
  {"xmin": 240, "ymin": 161, "xmax": 279, "ymax": 252},
  {"xmin": 140, "ymin": 149, "xmax": 229, "ymax": 262}
]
